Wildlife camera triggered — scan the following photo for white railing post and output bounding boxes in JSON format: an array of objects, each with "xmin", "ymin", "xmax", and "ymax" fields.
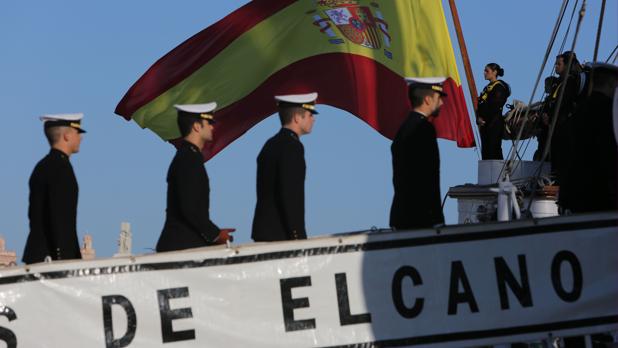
[
  {"xmin": 497, "ymin": 180, "xmax": 515, "ymax": 221},
  {"xmin": 584, "ymin": 335, "xmax": 593, "ymax": 348}
]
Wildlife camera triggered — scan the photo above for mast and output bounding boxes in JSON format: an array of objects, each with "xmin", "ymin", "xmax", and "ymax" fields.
[{"xmin": 447, "ymin": 0, "xmax": 479, "ymax": 114}]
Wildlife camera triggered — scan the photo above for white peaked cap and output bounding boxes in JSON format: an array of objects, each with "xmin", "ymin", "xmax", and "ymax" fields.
[
  {"xmin": 404, "ymin": 77, "xmax": 448, "ymax": 96},
  {"xmin": 404, "ymin": 77, "xmax": 447, "ymax": 85},
  {"xmin": 174, "ymin": 102, "xmax": 217, "ymax": 114},
  {"xmin": 274, "ymin": 92, "xmax": 318, "ymax": 104},
  {"xmin": 39, "ymin": 113, "xmax": 84, "ymax": 123}
]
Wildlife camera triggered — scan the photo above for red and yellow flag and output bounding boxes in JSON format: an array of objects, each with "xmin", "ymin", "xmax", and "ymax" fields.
[{"xmin": 115, "ymin": 0, "xmax": 474, "ymax": 160}]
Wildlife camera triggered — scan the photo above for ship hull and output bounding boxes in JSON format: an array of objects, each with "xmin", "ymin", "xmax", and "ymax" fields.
[{"xmin": 0, "ymin": 212, "xmax": 616, "ymax": 347}]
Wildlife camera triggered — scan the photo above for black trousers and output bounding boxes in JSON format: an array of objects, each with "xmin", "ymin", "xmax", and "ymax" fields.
[
  {"xmin": 550, "ymin": 125, "xmax": 570, "ymax": 185},
  {"xmin": 480, "ymin": 118, "xmax": 504, "ymax": 160},
  {"xmin": 533, "ymin": 124, "xmax": 549, "ymax": 161}
]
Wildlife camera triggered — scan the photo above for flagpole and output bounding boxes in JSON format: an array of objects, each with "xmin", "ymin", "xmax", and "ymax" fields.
[{"xmin": 447, "ymin": 0, "xmax": 479, "ymax": 114}]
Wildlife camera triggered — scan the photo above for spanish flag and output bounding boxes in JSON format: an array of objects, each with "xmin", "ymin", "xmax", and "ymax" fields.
[{"xmin": 115, "ymin": 0, "xmax": 474, "ymax": 160}]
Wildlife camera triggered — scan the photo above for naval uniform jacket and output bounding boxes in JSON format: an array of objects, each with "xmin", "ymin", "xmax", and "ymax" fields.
[
  {"xmin": 252, "ymin": 128, "xmax": 306, "ymax": 241},
  {"xmin": 156, "ymin": 141, "xmax": 220, "ymax": 252},
  {"xmin": 478, "ymin": 80, "xmax": 509, "ymax": 160},
  {"xmin": 544, "ymin": 74, "xmax": 580, "ymax": 184},
  {"xmin": 23, "ymin": 149, "xmax": 81, "ymax": 264},
  {"xmin": 390, "ymin": 111, "xmax": 444, "ymax": 230}
]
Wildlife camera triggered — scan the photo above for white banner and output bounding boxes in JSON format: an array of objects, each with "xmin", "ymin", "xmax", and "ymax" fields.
[{"xmin": 0, "ymin": 213, "xmax": 616, "ymax": 347}]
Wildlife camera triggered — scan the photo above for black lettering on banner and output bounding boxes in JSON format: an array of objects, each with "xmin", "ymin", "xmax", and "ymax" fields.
[
  {"xmin": 101, "ymin": 295, "xmax": 137, "ymax": 348},
  {"xmin": 551, "ymin": 250, "xmax": 583, "ymax": 303},
  {"xmin": 391, "ymin": 266, "xmax": 424, "ymax": 319},
  {"xmin": 157, "ymin": 287, "xmax": 196, "ymax": 343},
  {"xmin": 335, "ymin": 273, "xmax": 372, "ymax": 325},
  {"xmin": 448, "ymin": 261, "xmax": 479, "ymax": 315},
  {"xmin": 279, "ymin": 277, "xmax": 316, "ymax": 332},
  {"xmin": 0, "ymin": 306, "xmax": 17, "ymax": 348},
  {"xmin": 494, "ymin": 255, "xmax": 533, "ymax": 310}
]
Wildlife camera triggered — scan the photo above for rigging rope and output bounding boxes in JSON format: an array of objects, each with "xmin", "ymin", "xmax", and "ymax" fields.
[
  {"xmin": 559, "ymin": 0, "xmax": 579, "ymax": 54},
  {"xmin": 513, "ymin": 0, "xmax": 580, "ymax": 164},
  {"xmin": 500, "ymin": 0, "xmax": 571, "ymax": 182},
  {"xmin": 525, "ymin": 0, "xmax": 587, "ymax": 214},
  {"xmin": 606, "ymin": 44, "xmax": 618, "ymax": 63},
  {"xmin": 517, "ymin": 0, "xmax": 577, "ymax": 163},
  {"xmin": 510, "ymin": 0, "xmax": 580, "ymax": 163},
  {"xmin": 593, "ymin": 0, "xmax": 607, "ymax": 62}
]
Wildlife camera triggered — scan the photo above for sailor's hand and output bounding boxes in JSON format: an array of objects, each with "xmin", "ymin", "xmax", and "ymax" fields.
[
  {"xmin": 215, "ymin": 228, "xmax": 236, "ymax": 244},
  {"xmin": 476, "ymin": 117, "xmax": 485, "ymax": 126}
]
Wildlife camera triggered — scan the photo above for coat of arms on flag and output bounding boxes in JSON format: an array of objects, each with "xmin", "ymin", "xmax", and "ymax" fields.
[{"xmin": 311, "ymin": 0, "xmax": 392, "ymax": 58}]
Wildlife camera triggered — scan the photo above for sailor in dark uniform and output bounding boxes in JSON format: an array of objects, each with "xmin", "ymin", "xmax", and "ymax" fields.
[
  {"xmin": 536, "ymin": 51, "xmax": 582, "ymax": 186},
  {"xmin": 477, "ymin": 63, "xmax": 510, "ymax": 160},
  {"xmin": 156, "ymin": 103, "xmax": 234, "ymax": 252},
  {"xmin": 252, "ymin": 93, "xmax": 318, "ymax": 242},
  {"xmin": 23, "ymin": 113, "xmax": 86, "ymax": 264},
  {"xmin": 390, "ymin": 78, "xmax": 446, "ymax": 230}
]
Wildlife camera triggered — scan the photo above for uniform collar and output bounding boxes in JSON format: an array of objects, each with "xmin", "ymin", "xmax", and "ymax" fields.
[
  {"xmin": 181, "ymin": 140, "xmax": 201, "ymax": 154},
  {"xmin": 49, "ymin": 148, "xmax": 69, "ymax": 160},
  {"xmin": 280, "ymin": 127, "xmax": 299, "ymax": 141},
  {"xmin": 411, "ymin": 110, "xmax": 429, "ymax": 119}
]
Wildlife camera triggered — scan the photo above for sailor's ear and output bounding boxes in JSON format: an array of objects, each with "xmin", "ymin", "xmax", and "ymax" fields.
[
  {"xmin": 62, "ymin": 127, "xmax": 72, "ymax": 142},
  {"xmin": 293, "ymin": 110, "xmax": 304, "ymax": 123},
  {"xmin": 192, "ymin": 119, "xmax": 203, "ymax": 132}
]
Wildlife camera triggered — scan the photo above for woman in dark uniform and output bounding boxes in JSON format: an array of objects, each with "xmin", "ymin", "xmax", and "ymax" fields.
[{"xmin": 477, "ymin": 63, "xmax": 510, "ymax": 160}]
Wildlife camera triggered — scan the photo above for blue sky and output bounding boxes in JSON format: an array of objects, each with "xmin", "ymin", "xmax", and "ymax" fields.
[{"xmin": 1, "ymin": 0, "xmax": 616, "ymax": 259}]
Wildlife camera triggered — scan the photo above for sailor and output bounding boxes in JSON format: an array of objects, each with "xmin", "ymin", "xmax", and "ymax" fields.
[
  {"xmin": 477, "ymin": 63, "xmax": 510, "ymax": 160},
  {"xmin": 390, "ymin": 78, "xmax": 445, "ymax": 230},
  {"xmin": 535, "ymin": 51, "xmax": 582, "ymax": 187},
  {"xmin": 251, "ymin": 93, "xmax": 317, "ymax": 241},
  {"xmin": 156, "ymin": 103, "xmax": 234, "ymax": 252},
  {"xmin": 23, "ymin": 113, "xmax": 86, "ymax": 264}
]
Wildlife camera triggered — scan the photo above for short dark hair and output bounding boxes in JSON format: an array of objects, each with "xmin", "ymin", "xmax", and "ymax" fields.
[
  {"xmin": 486, "ymin": 63, "xmax": 504, "ymax": 77},
  {"xmin": 408, "ymin": 86, "xmax": 436, "ymax": 108},
  {"xmin": 278, "ymin": 105, "xmax": 305, "ymax": 125},
  {"xmin": 44, "ymin": 126, "xmax": 64, "ymax": 146},
  {"xmin": 556, "ymin": 51, "xmax": 582, "ymax": 75},
  {"xmin": 177, "ymin": 114, "xmax": 202, "ymax": 138}
]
